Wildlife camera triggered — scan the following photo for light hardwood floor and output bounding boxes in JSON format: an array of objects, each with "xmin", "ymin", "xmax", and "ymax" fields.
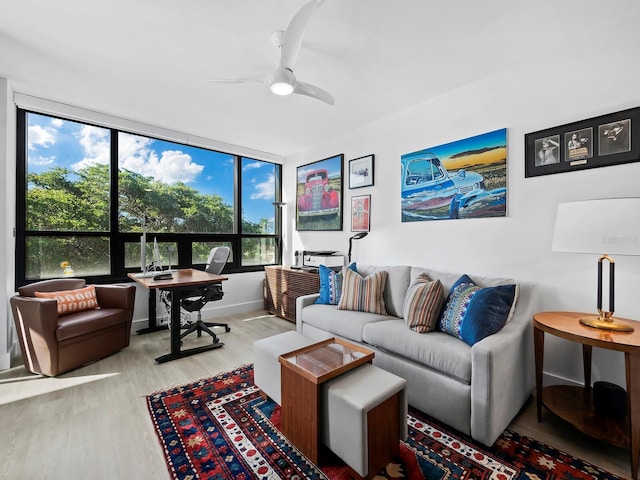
[{"xmin": 0, "ymin": 310, "xmax": 631, "ymax": 479}]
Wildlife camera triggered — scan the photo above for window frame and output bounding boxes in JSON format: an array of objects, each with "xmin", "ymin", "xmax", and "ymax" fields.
[{"xmin": 15, "ymin": 108, "xmax": 282, "ymax": 288}]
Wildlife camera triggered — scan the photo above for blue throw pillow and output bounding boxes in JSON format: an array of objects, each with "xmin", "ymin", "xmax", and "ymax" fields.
[
  {"xmin": 439, "ymin": 274, "xmax": 517, "ymax": 346},
  {"xmin": 315, "ymin": 263, "xmax": 357, "ymax": 305}
]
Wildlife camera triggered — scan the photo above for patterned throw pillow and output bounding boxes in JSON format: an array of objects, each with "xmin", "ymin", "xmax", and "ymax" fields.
[
  {"xmin": 35, "ymin": 285, "xmax": 100, "ymax": 316},
  {"xmin": 337, "ymin": 268, "xmax": 388, "ymax": 315},
  {"xmin": 315, "ymin": 263, "xmax": 357, "ymax": 305},
  {"xmin": 403, "ymin": 274, "xmax": 444, "ymax": 333},
  {"xmin": 439, "ymin": 274, "xmax": 517, "ymax": 346}
]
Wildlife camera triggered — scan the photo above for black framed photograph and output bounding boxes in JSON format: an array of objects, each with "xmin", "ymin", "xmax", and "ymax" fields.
[
  {"xmin": 351, "ymin": 194, "xmax": 370, "ymax": 232},
  {"xmin": 295, "ymin": 154, "xmax": 343, "ymax": 231},
  {"xmin": 348, "ymin": 154, "xmax": 374, "ymax": 189},
  {"xmin": 525, "ymin": 106, "xmax": 640, "ymax": 177}
]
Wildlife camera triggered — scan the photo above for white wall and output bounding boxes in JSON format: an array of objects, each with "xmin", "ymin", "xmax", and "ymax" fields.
[{"xmin": 284, "ymin": 19, "xmax": 640, "ymax": 387}]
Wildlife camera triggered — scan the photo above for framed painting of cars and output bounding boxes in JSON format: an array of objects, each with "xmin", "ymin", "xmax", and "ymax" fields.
[
  {"xmin": 400, "ymin": 128, "xmax": 507, "ymax": 222},
  {"xmin": 351, "ymin": 194, "xmax": 370, "ymax": 232},
  {"xmin": 525, "ymin": 106, "xmax": 640, "ymax": 178},
  {"xmin": 296, "ymin": 154, "xmax": 344, "ymax": 231},
  {"xmin": 349, "ymin": 154, "xmax": 374, "ymax": 189}
]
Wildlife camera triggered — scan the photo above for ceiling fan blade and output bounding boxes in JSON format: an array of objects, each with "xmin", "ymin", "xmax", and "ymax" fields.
[
  {"xmin": 293, "ymin": 81, "xmax": 334, "ymax": 105},
  {"xmin": 281, "ymin": 0, "xmax": 323, "ymax": 71},
  {"xmin": 205, "ymin": 75, "xmax": 266, "ymax": 84}
]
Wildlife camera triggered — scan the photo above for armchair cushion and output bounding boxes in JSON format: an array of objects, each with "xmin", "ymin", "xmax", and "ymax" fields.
[{"xmin": 35, "ymin": 285, "xmax": 99, "ymax": 316}]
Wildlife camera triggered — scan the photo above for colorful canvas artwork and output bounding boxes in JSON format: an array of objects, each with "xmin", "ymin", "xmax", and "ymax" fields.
[{"xmin": 401, "ymin": 129, "xmax": 507, "ymax": 222}]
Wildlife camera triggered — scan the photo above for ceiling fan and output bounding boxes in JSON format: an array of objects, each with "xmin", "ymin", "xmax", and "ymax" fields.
[{"xmin": 209, "ymin": 0, "xmax": 334, "ymax": 105}]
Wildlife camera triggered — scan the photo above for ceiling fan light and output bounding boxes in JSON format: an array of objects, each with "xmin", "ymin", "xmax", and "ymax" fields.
[
  {"xmin": 269, "ymin": 68, "xmax": 295, "ymax": 95},
  {"xmin": 271, "ymin": 82, "xmax": 294, "ymax": 96}
]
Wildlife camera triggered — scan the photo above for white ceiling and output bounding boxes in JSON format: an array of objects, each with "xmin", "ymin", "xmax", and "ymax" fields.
[{"xmin": 0, "ymin": 0, "xmax": 630, "ymax": 157}]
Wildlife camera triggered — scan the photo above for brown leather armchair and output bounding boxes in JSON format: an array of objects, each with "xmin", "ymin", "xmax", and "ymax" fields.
[{"xmin": 10, "ymin": 279, "xmax": 136, "ymax": 376}]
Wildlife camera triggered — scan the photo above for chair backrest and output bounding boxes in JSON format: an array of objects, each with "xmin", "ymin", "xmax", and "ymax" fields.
[
  {"xmin": 205, "ymin": 246, "xmax": 230, "ymax": 274},
  {"xmin": 18, "ymin": 278, "xmax": 86, "ymax": 297}
]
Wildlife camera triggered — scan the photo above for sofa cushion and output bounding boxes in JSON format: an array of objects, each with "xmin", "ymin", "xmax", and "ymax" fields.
[
  {"xmin": 315, "ymin": 263, "xmax": 357, "ymax": 305},
  {"xmin": 35, "ymin": 285, "xmax": 100, "ymax": 316},
  {"xmin": 403, "ymin": 274, "xmax": 443, "ymax": 333},
  {"xmin": 300, "ymin": 304, "xmax": 389, "ymax": 343},
  {"xmin": 362, "ymin": 319, "xmax": 472, "ymax": 384},
  {"xmin": 439, "ymin": 274, "xmax": 517, "ymax": 346},
  {"xmin": 358, "ymin": 264, "xmax": 411, "ymax": 318},
  {"xmin": 338, "ymin": 268, "xmax": 388, "ymax": 315}
]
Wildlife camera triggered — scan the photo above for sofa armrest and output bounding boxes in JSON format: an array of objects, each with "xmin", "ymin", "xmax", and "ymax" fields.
[
  {"xmin": 470, "ymin": 283, "xmax": 537, "ymax": 446},
  {"xmin": 10, "ymin": 296, "xmax": 61, "ymax": 375},
  {"xmin": 296, "ymin": 293, "xmax": 320, "ymax": 333},
  {"xmin": 95, "ymin": 285, "xmax": 136, "ymax": 312}
]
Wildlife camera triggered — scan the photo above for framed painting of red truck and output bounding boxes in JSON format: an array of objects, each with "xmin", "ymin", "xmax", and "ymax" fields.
[
  {"xmin": 296, "ymin": 154, "xmax": 344, "ymax": 231},
  {"xmin": 401, "ymin": 128, "xmax": 507, "ymax": 222}
]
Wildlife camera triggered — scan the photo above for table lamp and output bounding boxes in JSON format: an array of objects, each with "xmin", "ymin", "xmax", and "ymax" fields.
[
  {"xmin": 348, "ymin": 232, "xmax": 368, "ymax": 263},
  {"xmin": 552, "ymin": 198, "xmax": 640, "ymax": 332}
]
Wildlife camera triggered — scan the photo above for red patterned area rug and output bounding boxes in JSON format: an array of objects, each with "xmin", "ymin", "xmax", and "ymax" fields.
[{"xmin": 146, "ymin": 364, "xmax": 621, "ymax": 480}]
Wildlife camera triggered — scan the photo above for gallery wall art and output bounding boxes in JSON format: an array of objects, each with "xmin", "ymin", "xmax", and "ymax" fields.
[
  {"xmin": 525, "ymin": 106, "xmax": 640, "ymax": 178},
  {"xmin": 401, "ymin": 128, "xmax": 507, "ymax": 222},
  {"xmin": 348, "ymin": 154, "xmax": 374, "ymax": 189},
  {"xmin": 351, "ymin": 194, "xmax": 370, "ymax": 232},
  {"xmin": 295, "ymin": 154, "xmax": 343, "ymax": 231}
]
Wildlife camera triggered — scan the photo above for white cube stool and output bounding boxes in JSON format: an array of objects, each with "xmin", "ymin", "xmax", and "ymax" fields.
[
  {"xmin": 322, "ymin": 363, "xmax": 407, "ymax": 480},
  {"xmin": 253, "ymin": 331, "xmax": 318, "ymax": 405}
]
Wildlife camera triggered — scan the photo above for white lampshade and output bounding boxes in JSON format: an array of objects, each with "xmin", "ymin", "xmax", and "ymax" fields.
[
  {"xmin": 552, "ymin": 198, "xmax": 640, "ymax": 256},
  {"xmin": 552, "ymin": 197, "xmax": 640, "ymax": 332}
]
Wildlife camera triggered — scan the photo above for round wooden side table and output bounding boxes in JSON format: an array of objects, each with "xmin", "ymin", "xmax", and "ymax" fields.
[{"xmin": 533, "ymin": 311, "xmax": 640, "ymax": 480}]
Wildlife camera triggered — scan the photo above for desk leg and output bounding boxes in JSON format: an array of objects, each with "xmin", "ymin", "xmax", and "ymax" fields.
[
  {"xmin": 136, "ymin": 289, "xmax": 168, "ymax": 335},
  {"xmin": 582, "ymin": 344, "xmax": 592, "ymax": 392},
  {"xmin": 626, "ymin": 350, "xmax": 640, "ymax": 480},
  {"xmin": 534, "ymin": 326, "xmax": 544, "ymax": 422},
  {"xmin": 155, "ymin": 288, "xmax": 224, "ymax": 364}
]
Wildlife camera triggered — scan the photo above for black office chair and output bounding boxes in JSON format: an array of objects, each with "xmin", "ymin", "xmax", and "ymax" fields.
[{"xmin": 179, "ymin": 246, "xmax": 231, "ymax": 342}]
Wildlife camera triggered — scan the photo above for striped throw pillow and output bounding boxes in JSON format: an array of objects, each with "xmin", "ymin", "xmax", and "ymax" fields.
[
  {"xmin": 337, "ymin": 268, "xmax": 388, "ymax": 315},
  {"xmin": 403, "ymin": 274, "xmax": 444, "ymax": 333}
]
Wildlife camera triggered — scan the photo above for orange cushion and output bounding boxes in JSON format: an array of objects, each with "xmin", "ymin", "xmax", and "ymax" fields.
[{"xmin": 35, "ymin": 285, "xmax": 100, "ymax": 316}]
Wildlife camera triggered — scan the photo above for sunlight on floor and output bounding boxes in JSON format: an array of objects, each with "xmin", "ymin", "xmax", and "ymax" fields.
[
  {"xmin": 243, "ymin": 314, "xmax": 278, "ymax": 322},
  {"xmin": 0, "ymin": 368, "xmax": 120, "ymax": 406}
]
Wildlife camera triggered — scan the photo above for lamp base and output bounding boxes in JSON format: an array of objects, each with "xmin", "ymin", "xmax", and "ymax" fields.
[{"xmin": 579, "ymin": 315, "xmax": 634, "ymax": 332}]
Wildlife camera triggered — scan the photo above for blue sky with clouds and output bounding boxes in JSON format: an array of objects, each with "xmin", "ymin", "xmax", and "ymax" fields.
[{"xmin": 27, "ymin": 112, "xmax": 276, "ymax": 225}]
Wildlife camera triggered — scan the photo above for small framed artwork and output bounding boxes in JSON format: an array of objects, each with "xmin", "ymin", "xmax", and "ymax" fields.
[
  {"xmin": 351, "ymin": 194, "xmax": 370, "ymax": 232},
  {"xmin": 525, "ymin": 106, "xmax": 640, "ymax": 177},
  {"xmin": 348, "ymin": 154, "xmax": 374, "ymax": 189},
  {"xmin": 296, "ymin": 154, "xmax": 343, "ymax": 231}
]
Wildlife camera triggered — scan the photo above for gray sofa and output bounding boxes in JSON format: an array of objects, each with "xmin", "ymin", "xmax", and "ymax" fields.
[{"xmin": 296, "ymin": 264, "xmax": 537, "ymax": 446}]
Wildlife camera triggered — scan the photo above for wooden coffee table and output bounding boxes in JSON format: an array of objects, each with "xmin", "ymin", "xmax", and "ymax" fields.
[{"xmin": 278, "ymin": 337, "xmax": 374, "ymax": 464}]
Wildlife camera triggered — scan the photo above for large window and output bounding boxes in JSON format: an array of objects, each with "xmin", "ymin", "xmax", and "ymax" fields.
[{"xmin": 16, "ymin": 109, "xmax": 282, "ymax": 286}]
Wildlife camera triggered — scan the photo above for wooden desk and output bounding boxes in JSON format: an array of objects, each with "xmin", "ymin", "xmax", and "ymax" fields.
[
  {"xmin": 128, "ymin": 269, "xmax": 228, "ymax": 363},
  {"xmin": 533, "ymin": 311, "xmax": 640, "ymax": 480},
  {"xmin": 278, "ymin": 338, "xmax": 374, "ymax": 464}
]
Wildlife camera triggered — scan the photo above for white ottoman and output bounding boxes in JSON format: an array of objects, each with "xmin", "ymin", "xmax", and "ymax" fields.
[
  {"xmin": 322, "ymin": 363, "xmax": 407, "ymax": 479},
  {"xmin": 253, "ymin": 331, "xmax": 318, "ymax": 405}
]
